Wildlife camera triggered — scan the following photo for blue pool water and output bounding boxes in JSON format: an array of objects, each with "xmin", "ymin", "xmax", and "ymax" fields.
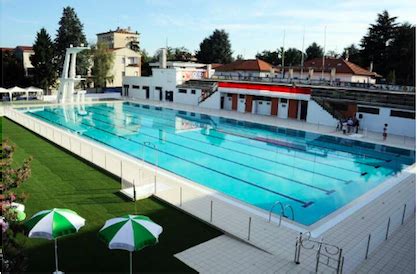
[{"xmin": 22, "ymin": 102, "xmax": 415, "ymax": 225}]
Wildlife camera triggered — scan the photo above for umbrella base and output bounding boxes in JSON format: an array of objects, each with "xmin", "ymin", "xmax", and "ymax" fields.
[{"xmin": 53, "ymin": 271, "xmax": 64, "ymax": 274}]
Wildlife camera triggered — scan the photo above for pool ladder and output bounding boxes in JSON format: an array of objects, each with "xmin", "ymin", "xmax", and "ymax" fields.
[{"xmin": 268, "ymin": 201, "xmax": 295, "ymax": 226}]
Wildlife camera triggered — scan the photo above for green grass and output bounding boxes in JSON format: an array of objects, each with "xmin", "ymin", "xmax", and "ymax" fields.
[{"xmin": 1, "ymin": 117, "xmax": 221, "ymax": 273}]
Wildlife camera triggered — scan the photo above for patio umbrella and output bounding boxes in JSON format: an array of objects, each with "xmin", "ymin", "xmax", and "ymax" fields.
[
  {"xmin": 25, "ymin": 208, "xmax": 86, "ymax": 273},
  {"xmin": 98, "ymin": 215, "xmax": 163, "ymax": 274}
]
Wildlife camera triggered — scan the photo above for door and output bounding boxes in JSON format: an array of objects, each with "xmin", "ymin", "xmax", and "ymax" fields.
[
  {"xmin": 221, "ymin": 96, "xmax": 225, "ymax": 109},
  {"xmin": 165, "ymin": 91, "xmax": 173, "ymax": 102},
  {"xmin": 238, "ymin": 94, "xmax": 246, "ymax": 112},
  {"xmin": 123, "ymin": 85, "xmax": 129, "ymax": 97},
  {"xmin": 159, "ymin": 90, "xmax": 163, "ymax": 101},
  {"xmin": 279, "ymin": 98, "xmax": 288, "ymax": 119},
  {"xmin": 145, "ymin": 88, "xmax": 150, "ymax": 99}
]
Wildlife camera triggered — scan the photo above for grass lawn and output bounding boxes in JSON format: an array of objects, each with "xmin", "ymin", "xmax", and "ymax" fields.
[{"xmin": 2, "ymin": 117, "xmax": 221, "ymax": 273}]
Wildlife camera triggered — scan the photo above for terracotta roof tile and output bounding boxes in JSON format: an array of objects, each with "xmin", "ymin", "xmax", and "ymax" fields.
[
  {"xmin": 303, "ymin": 57, "xmax": 379, "ymax": 77},
  {"xmin": 215, "ymin": 59, "xmax": 274, "ymax": 72}
]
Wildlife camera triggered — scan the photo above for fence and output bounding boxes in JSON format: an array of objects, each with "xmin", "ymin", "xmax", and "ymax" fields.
[{"xmin": 341, "ymin": 176, "xmax": 416, "ymax": 273}]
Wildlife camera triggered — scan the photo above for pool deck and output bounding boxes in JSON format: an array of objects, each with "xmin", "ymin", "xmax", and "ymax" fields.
[
  {"xmin": 175, "ymin": 214, "xmax": 415, "ymax": 273},
  {"xmin": 4, "ymin": 100, "xmax": 416, "ymax": 273}
]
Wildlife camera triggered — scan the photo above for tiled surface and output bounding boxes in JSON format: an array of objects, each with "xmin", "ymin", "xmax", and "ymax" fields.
[
  {"xmin": 175, "ymin": 235, "xmax": 305, "ymax": 274},
  {"xmin": 355, "ymin": 215, "xmax": 415, "ymax": 274}
]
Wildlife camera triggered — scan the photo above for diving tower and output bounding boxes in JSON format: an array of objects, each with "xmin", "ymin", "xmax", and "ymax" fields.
[{"xmin": 57, "ymin": 44, "xmax": 89, "ymax": 103}]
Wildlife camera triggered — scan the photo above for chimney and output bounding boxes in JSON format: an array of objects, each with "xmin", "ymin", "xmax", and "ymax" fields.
[
  {"xmin": 369, "ymin": 61, "xmax": 373, "ymax": 72},
  {"xmin": 160, "ymin": 48, "xmax": 167, "ymax": 69},
  {"xmin": 206, "ymin": 64, "xmax": 212, "ymax": 78},
  {"xmin": 345, "ymin": 49, "xmax": 349, "ymax": 61}
]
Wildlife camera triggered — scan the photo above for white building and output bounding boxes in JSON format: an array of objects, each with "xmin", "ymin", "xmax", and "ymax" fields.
[
  {"xmin": 123, "ymin": 54, "xmax": 415, "ymax": 137},
  {"xmin": 123, "ymin": 49, "xmax": 214, "ymax": 103}
]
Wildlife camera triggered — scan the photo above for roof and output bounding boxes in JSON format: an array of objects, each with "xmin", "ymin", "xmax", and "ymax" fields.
[
  {"xmin": 303, "ymin": 57, "xmax": 379, "ymax": 77},
  {"xmin": 0, "ymin": 47, "xmax": 14, "ymax": 52},
  {"xmin": 97, "ymin": 27, "xmax": 139, "ymax": 36},
  {"xmin": 15, "ymin": 46, "xmax": 33, "ymax": 51},
  {"xmin": 215, "ymin": 59, "xmax": 274, "ymax": 72}
]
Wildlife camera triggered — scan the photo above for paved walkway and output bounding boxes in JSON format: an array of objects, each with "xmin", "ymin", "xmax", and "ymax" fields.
[
  {"xmin": 355, "ymin": 215, "xmax": 415, "ymax": 274},
  {"xmin": 175, "ymin": 215, "xmax": 415, "ymax": 274}
]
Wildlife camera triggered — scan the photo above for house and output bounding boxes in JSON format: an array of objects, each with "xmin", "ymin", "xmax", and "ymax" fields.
[
  {"xmin": 96, "ymin": 27, "xmax": 141, "ymax": 87},
  {"xmin": 285, "ymin": 57, "xmax": 380, "ymax": 84},
  {"xmin": 214, "ymin": 59, "xmax": 276, "ymax": 78},
  {"xmin": 13, "ymin": 46, "xmax": 34, "ymax": 77}
]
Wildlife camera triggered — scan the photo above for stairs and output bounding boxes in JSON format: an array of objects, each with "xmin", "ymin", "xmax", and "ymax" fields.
[{"xmin": 311, "ymin": 96, "xmax": 345, "ymax": 121}]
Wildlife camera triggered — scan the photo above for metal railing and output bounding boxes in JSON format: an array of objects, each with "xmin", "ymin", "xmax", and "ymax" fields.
[
  {"xmin": 267, "ymin": 201, "xmax": 295, "ymax": 226},
  {"xmin": 294, "ymin": 232, "xmax": 344, "ymax": 273},
  {"xmin": 211, "ymin": 75, "xmax": 415, "ymax": 93}
]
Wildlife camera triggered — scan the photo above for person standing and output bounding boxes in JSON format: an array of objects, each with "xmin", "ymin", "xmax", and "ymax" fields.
[{"xmin": 383, "ymin": 124, "xmax": 388, "ymax": 141}]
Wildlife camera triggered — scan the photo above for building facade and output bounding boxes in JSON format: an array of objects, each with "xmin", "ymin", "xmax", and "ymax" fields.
[
  {"xmin": 14, "ymin": 46, "xmax": 35, "ymax": 77},
  {"xmin": 96, "ymin": 27, "xmax": 141, "ymax": 87}
]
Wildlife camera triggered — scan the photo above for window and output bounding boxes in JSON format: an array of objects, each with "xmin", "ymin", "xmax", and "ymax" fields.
[
  {"xmin": 280, "ymin": 98, "xmax": 288, "ymax": 103},
  {"xmin": 121, "ymin": 57, "xmax": 125, "ymax": 64},
  {"xmin": 358, "ymin": 106, "xmax": 380, "ymax": 115},
  {"xmin": 390, "ymin": 110, "xmax": 415, "ymax": 119},
  {"xmin": 122, "ymin": 71, "xmax": 125, "ymax": 77},
  {"xmin": 179, "ymin": 89, "xmax": 187, "ymax": 94},
  {"xmin": 132, "ymin": 85, "xmax": 140, "ymax": 89},
  {"xmin": 191, "ymin": 89, "xmax": 196, "ymax": 94},
  {"xmin": 239, "ymin": 94, "xmax": 245, "ymax": 99}
]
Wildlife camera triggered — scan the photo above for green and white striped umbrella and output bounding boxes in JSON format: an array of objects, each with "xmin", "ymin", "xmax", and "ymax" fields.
[
  {"xmin": 99, "ymin": 215, "xmax": 162, "ymax": 252},
  {"xmin": 25, "ymin": 208, "xmax": 86, "ymax": 240},
  {"xmin": 25, "ymin": 208, "xmax": 85, "ymax": 273}
]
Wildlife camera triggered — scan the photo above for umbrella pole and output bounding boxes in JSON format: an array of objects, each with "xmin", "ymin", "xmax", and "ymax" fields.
[
  {"xmin": 54, "ymin": 238, "xmax": 59, "ymax": 273},
  {"xmin": 130, "ymin": 251, "xmax": 133, "ymax": 274}
]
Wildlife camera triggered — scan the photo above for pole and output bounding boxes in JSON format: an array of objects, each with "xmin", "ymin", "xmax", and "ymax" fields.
[
  {"xmin": 130, "ymin": 251, "xmax": 133, "ymax": 274},
  {"xmin": 300, "ymin": 27, "xmax": 305, "ymax": 80},
  {"xmin": 55, "ymin": 238, "xmax": 59, "ymax": 273},
  {"xmin": 321, "ymin": 25, "xmax": 327, "ymax": 81},
  {"xmin": 282, "ymin": 30, "xmax": 285, "ymax": 78}
]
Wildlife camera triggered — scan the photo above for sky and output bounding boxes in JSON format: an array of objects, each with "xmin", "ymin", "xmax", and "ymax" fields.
[{"xmin": 0, "ymin": 0, "xmax": 416, "ymax": 58}]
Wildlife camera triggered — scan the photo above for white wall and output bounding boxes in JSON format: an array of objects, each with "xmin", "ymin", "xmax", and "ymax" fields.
[
  {"xmin": 306, "ymin": 100, "xmax": 338, "ymax": 127},
  {"xmin": 357, "ymin": 106, "xmax": 415, "ymax": 137},
  {"xmin": 200, "ymin": 91, "xmax": 221, "ymax": 110},
  {"xmin": 174, "ymin": 89, "xmax": 201, "ymax": 105}
]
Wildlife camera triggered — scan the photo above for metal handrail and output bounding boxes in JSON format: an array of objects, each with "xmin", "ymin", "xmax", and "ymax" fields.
[
  {"xmin": 284, "ymin": 204, "xmax": 295, "ymax": 220},
  {"xmin": 268, "ymin": 201, "xmax": 284, "ymax": 226}
]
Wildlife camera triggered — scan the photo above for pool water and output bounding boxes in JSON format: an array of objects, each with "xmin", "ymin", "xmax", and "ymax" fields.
[{"xmin": 23, "ymin": 102, "xmax": 415, "ymax": 225}]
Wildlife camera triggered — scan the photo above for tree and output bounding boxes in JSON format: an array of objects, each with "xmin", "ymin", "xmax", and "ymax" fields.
[
  {"xmin": 256, "ymin": 49, "xmax": 281, "ymax": 66},
  {"xmin": 326, "ymin": 50, "xmax": 339, "ymax": 58},
  {"xmin": 235, "ymin": 54, "xmax": 244, "ymax": 61},
  {"xmin": 140, "ymin": 49, "xmax": 153, "ymax": 76},
  {"xmin": 196, "ymin": 29, "xmax": 233, "ymax": 64},
  {"xmin": 282, "ymin": 48, "xmax": 304, "ymax": 66},
  {"xmin": 1, "ymin": 139, "xmax": 32, "ymax": 273},
  {"xmin": 90, "ymin": 43, "xmax": 114, "ymax": 89},
  {"xmin": 341, "ymin": 44, "xmax": 362, "ymax": 65},
  {"xmin": 30, "ymin": 28, "xmax": 57, "ymax": 93},
  {"xmin": 360, "ymin": 10, "xmax": 398, "ymax": 79},
  {"xmin": 55, "ymin": 6, "xmax": 89, "ymax": 76},
  {"xmin": 0, "ymin": 51, "xmax": 27, "ymax": 88},
  {"xmin": 388, "ymin": 23, "xmax": 415, "ymax": 85},
  {"xmin": 305, "ymin": 42, "xmax": 323, "ymax": 60}
]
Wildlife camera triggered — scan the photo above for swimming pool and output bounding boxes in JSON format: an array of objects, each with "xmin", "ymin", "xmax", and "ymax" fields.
[{"xmin": 22, "ymin": 102, "xmax": 415, "ymax": 225}]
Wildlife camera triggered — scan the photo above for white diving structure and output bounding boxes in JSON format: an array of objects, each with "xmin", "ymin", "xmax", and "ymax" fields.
[{"xmin": 57, "ymin": 44, "xmax": 89, "ymax": 104}]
